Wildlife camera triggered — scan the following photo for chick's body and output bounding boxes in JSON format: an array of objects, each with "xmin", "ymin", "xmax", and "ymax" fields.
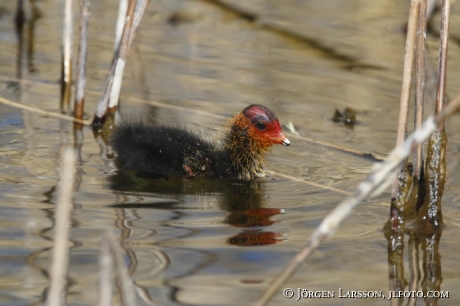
[{"xmin": 111, "ymin": 105, "xmax": 290, "ymax": 180}]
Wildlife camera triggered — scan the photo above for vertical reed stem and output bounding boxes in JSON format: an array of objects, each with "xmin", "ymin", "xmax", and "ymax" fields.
[
  {"xmin": 114, "ymin": 0, "xmax": 129, "ymax": 53},
  {"xmin": 92, "ymin": 0, "xmax": 150, "ymax": 126},
  {"xmin": 74, "ymin": 0, "xmax": 90, "ymax": 129},
  {"xmin": 391, "ymin": 0, "xmax": 420, "ymax": 198},
  {"xmin": 413, "ymin": 0, "xmax": 427, "ymax": 179},
  {"xmin": 435, "ymin": 0, "xmax": 451, "ymax": 131},
  {"xmin": 107, "ymin": 0, "xmax": 136, "ymax": 110},
  {"xmin": 61, "ymin": 0, "xmax": 74, "ymax": 114},
  {"xmin": 92, "ymin": 0, "xmax": 136, "ymax": 124}
]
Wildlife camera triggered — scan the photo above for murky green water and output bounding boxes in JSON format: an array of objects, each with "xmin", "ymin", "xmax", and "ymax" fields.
[{"xmin": 1, "ymin": 0, "xmax": 460, "ymax": 305}]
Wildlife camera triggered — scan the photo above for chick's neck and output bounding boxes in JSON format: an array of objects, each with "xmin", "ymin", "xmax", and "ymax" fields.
[{"xmin": 224, "ymin": 113, "xmax": 271, "ymax": 179}]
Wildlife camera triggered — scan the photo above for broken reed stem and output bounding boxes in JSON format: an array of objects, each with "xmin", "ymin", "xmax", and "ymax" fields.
[
  {"xmin": 390, "ymin": 0, "xmax": 420, "ymax": 198},
  {"xmin": 413, "ymin": 0, "xmax": 427, "ymax": 179},
  {"xmin": 435, "ymin": 0, "xmax": 451, "ymax": 131},
  {"xmin": 93, "ymin": 0, "xmax": 136, "ymax": 122},
  {"xmin": 107, "ymin": 0, "xmax": 135, "ymax": 110},
  {"xmin": 46, "ymin": 147, "xmax": 76, "ymax": 306},
  {"xmin": 108, "ymin": 0, "xmax": 150, "ymax": 109},
  {"xmin": 61, "ymin": 0, "xmax": 73, "ymax": 114},
  {"xmin": 255, "ymin": 93, "xmax": 460, "ymax": 306},
  {"xmin": 98, "ymin": 232, "xmax": 137, "ymax": 306},
  {"xmin": 74, "ymin": 0, "xmax": 90, "ymax": 129},
  {"xmin": 93, "ymin": 0, "xmax": 150, "ymax": 125}
]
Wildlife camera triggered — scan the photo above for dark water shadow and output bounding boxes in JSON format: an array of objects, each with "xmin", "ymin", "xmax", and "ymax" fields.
[{"xmin": 15, "ymin": 0, "xmax": 39, "ymax": 81}]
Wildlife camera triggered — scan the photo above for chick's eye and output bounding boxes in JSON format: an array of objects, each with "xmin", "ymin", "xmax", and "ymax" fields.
[{"xmin": 255, "ymin": 122, "xmax": 266, "ymax": 131}]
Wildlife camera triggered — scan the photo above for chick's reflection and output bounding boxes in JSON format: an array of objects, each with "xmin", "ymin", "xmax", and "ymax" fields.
[
  {"xmin": 218, "ymin": 180, "xmax": 285, "ymax": 247},
  {"xmin": 226, "ymin": 206, "xmax": 285, "ymax": 246},
  {"xmin": 109, "ymin": 171, "xmax": 285, "ymax": 246}
]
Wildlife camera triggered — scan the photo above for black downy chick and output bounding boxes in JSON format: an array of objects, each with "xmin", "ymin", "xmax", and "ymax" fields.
[{"xmin": 111, "ymin": 104, "xmax": 290, "ymax": 180}]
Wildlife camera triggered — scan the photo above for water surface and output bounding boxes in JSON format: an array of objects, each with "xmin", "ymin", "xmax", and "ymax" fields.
[{"xmin": 1, "ymin": 0, "xmax": 460, "ymax": 305}]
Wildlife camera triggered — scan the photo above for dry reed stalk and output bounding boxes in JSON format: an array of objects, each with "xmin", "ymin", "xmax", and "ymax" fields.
[
  {"xmin": 107, "ymin": 0, "xmax": 148, "ymax": 112},
  {"xmin": 92, "ymin": 0, "xmax": 149, "ymax": 126},
  {"xmin": 255, "ymin": 93, "xmax": 460, "ymax": 306},
  {"xmin": 114, "ymin": 0, "xmax": 129, "ymax": 53},
  {"xmin": 73, "ymin": 0, "xmax": 90, "ymax": 129},
  {"xmin": 390, "ymin": 0, "xmax": 420, "ymax": 198},
  {"xmin": 0, "ymin": 96, "xmax": 91, "ymax": 125},
  {"xmin": 98, "ymin": 232, "xmax": 137, "ymax": 306},
  {"xmin": 413, "ymin": 0, "xmax": 427, "ymax": 179},
  {"xmin": 61, "ymin": 0, "xmax": 74, "ymax": 114},
  {"xmin": 46, "ymin": 147, "xmax": 76, "ymax": 306},
  {"xmin": 435, "ymin": 0, "xmax": 451, "ymax": 131},
  {"xmin": 265, "ymin": 170, "xmax": 351, "ymax": 196}
]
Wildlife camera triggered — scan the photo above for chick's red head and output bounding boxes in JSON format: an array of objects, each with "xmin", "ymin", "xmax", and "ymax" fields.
[{"xmin": 243, "ymin": 104, "xmax": 290, "ymax": 148}]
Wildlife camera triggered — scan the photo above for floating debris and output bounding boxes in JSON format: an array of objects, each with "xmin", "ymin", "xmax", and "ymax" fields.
[{"xmin": 332, "ymin": 107, "xmax": 357, "ymax": 126}]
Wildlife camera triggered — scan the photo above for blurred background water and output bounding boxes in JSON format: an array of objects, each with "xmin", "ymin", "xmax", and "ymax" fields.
[{"xmin": 1, "ymin": 0, "xmax": 460, "ymax": 305}]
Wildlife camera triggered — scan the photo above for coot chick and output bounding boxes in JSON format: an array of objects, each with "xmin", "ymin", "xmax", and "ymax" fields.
[{"xmin": 111, "ymin": 104, "xmax": 290, "ymax": 180}]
